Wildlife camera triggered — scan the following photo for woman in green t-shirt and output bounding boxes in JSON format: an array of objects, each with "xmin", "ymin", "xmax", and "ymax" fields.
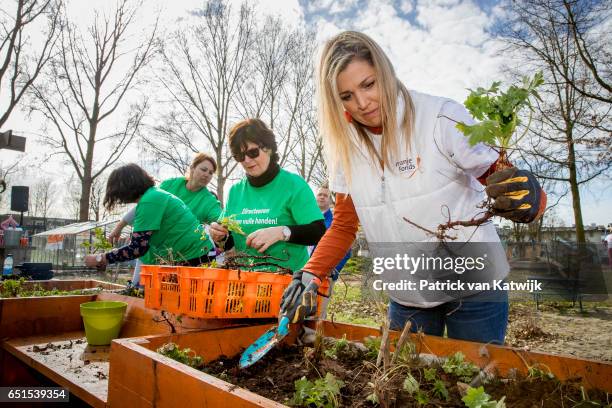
[
  {"xmin": 107, "ymin": 153, "xmax": 221, "ymax": 285},
  {"xmin": 209, "ymin": 118, "xmax": 325, "ymax": 272},
  {"xmin": 84, "ymin": 164, "xmax": 213, "ymax": 270},
  {"xmin": 109, "ymin": 153, "xmax": 221, "ymax": 238}
]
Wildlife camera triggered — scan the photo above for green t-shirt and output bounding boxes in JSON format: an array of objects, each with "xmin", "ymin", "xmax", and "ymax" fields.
[
  {"xmin": 134, "ymin": 187, "xmax": 212, "ymax": 264},
  {"xmin": 225, "ymin": 169, "xmax": 323, "ymax": 272},
  {"xmin": 159, "ymin": 177, "xmax": 222, "ymax": 224}
]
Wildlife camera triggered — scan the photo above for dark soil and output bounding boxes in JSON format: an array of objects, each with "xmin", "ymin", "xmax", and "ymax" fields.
[{"xmin": 199, "ymin": 339, "xmax": 610, "ymax": 407}]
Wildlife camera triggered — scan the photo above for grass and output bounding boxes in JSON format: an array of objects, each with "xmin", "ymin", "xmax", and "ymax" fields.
[
  {"xmin": 327, "ymin": 275, "xmax": 611, "ymax": 329},
  {"xmin": 327, "ymin": 280, "xmax": 382, "ymax": 327}
]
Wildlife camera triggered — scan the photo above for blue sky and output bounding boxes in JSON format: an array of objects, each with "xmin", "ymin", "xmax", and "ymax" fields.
[{"xmin": 1, "ymin": 0, "xmax": 609, "ymax": 226}]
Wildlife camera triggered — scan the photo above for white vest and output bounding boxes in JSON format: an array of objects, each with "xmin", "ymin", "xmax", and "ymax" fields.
[{"xmin": 330, "ymin": 90, "xmax": 510, "ymax": 307}]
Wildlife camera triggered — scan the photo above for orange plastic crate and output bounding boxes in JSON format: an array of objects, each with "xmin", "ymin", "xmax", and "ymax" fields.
[{"xmin": 140, "ymin": 265, "xmax": 328, "ymax": 319}]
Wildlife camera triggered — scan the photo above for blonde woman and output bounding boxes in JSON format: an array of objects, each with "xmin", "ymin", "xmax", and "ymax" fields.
[{"xmin": 279, "ymin": 31, "xmax": 546, "ymax": 344}]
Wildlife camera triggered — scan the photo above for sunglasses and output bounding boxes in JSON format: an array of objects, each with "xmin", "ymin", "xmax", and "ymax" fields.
[{"xmin": 232, "ymin": 146, "xmax": 263, "ymax": 162}]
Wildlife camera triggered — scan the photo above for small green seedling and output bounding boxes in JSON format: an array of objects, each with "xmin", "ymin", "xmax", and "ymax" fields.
[
  {"xmin": 462, "ymin": 386, "xmax": 506, "ymax": 408},
  {"xmin": 157, "ymin": 342, "xmax": 204, "ymax": 369},
  {"xmin": 81, "ymin": 227, "xmax": 113, "ymax": 253},
  {"xmin": 527, "ymin": 366, "xmax": 555, "ymax": 381},
  {"xmin": 443, "ymin": 352, "xmax": 480, "ymax": 382},
  {"xmin": 423, "ymin": 367, "xmax": 437, "ymax": 382},
  {"xmin": 402, "ymin": 373, "xmax": 419, "ymax": 395},
  {"xmin": 323, "ymin": 334, "xmax": 349, "ymax": 359},
  {"xmin": 290, "ymin": 373, "xmax": 344, "ymax": 408},
  {"xmin": 218, "ymin": 214, "xmax": 246, "ymax": 236},
  {"xmin": 415, "ymin": 390, "xmax": 429, "ymax": 406},
  {"xmin": 433, "ymin": 379, "xmax": 450, "ymax": 402},
  {"xmin": 364, "ymin": 336, "xmax": 382, "ymax": 360}
]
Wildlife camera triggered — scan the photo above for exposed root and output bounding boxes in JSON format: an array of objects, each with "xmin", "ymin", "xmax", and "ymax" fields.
[{"xmin": 223, "ymin": 252, "xmax": 292, "ymax": 275}]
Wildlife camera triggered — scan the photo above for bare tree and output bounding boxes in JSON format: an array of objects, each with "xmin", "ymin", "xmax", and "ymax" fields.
[
  {"xmin": 143, "ymin": 2, "xmax": 327, "ymax": 198},
  {"xmin": 28, "ymin": 0, "xmax": 157, "ymax": 221},
  {"xmin": 0, "ymin": 0, "xmax": 61, "ymax": 128},
  {"xmin": 0, "ymin": 160, "xmax": 20, "ymax": 209},
  {"xmin": 235, "ymin": 15, "xmax": 293, "ymax": 131},
  {"xmin": 498, "ymin": 0, "xmax": 611, "ymax": 243},
  {"xmin": 31, "ymin": 177, "xmax": 55, "ymax": 220},
  {"xmin": 88, "ymin": 176, "xmax": 105, "ymax": 221},
  {"xmin": 281, "ymin": 30, "xmax": 326, "ymax": 184},
  {"xmin": 142, "ymin": 0, "xmax": 254, "ymax": 199},
  {"xmin": 0, "ymin": 160, "xmax": 19, "ymax": 183},
  {"xmin": 61, "ymin": 174, "xmax": 80, "ymax": 220},
  {"xmin": 561, "ymin": 0, "xmax": 611, "ymax": 104}
]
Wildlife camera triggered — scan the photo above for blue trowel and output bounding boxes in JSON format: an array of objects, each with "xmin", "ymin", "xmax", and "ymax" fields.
[{"xmin": 239, "ymin": 313, "xmax": 291, "ymax": 369}]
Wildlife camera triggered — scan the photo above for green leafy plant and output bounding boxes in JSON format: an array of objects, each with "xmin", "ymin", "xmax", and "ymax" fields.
[
  {"xmin": 218, "ymin": 214, "xmax": 246, "ymax": 236},
  {"xmin": 364, "ymin": 336, "xmax": 382, "ymax": 360},
  {"xmin": 405, "ymin": 72, "xmax": 545, "ymax": 241},
  {"xmin": 323, "ymin": 334, "xmax": 349, "ymax": 359},
  {"xmin": 0, "ymin": 278, "xmax": 103, "ymax": 298},
  {"xmin": 456, "ymin": 72, "xmax": 543, "ymax": 154},
  {"xmin": 527, "ymin": 366, "xmax": 555, "ymax": 381},
  {"xmin": 290, "ymin": 373, "xmax": 344, "ymax": 408},
  {"xmin": 414, "ymin": 390, "xmax": 429, "ymax": 406},
  {"xmin": 157, "ymin": 342, "xmax": 204, "ymax": 369},
  {"xmin": 0, "ymin": 278, "xmax": 23, "ymax": 297},
  {"xmin": 81, "ymin": 227, "xmax": 113, "ymax": 253},
  {"xmin": 433, "ymin": 379, "xmax": 450, "ymax": 402},
  {"xmin": 402, "ymin": 373, "xmax": 420, "ymax": 395},
  {"xmin": 365, "ymin": 392, "xmax": 379, "ymax": 405},
  {"xmin": 442, "ymin": 352, "xmax": 480, "ymax": 382},
  {"xmin": 423, "ymin": 367, "xmax": 437, "ymax": 382},
  {"xmin": 199, "ymin": 259, "xmax": 219, "ymax": 268},
  {"xmin": 462, "ymin": 386, "xmax": 506, "ymax": 408},
  {"xmin": 194, "ymin": 224, "xmax": 210, "ymax": 242}
]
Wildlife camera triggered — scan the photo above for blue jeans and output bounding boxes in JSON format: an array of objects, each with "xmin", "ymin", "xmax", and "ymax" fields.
[{"xmin": 388, "ymin": 291, "xmax": 509, "ymax": 344}]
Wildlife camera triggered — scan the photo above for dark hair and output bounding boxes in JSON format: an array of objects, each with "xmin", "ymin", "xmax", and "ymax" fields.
[
  {"xmin": 103, "ymin": 164, "xmax": 155, "ymax": 211},
  {"xmin": 228, "ymin": 118, "xmax": 279, "ymax": 163},
  {"xmin": 190, "ymin": 152, "xmax": 217, "ymax": 172}
]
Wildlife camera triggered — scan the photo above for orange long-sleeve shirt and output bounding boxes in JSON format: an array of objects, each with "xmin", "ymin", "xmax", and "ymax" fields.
[{"xmin": 303, "ymin": 193, "xmax": 359, "ymax": 280}]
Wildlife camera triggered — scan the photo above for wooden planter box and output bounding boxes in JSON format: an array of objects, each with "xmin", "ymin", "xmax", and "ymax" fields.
[
  {"xmin": 0, "ymin": 292, "xmax": 252, "ymax": 407},
  {"xmin": 0, "ymin": 279, "xmax": 124, "ymax": 294},
  {"xmin": 108, "ymin": 321, "xmax": 612, "ymax": 407}
]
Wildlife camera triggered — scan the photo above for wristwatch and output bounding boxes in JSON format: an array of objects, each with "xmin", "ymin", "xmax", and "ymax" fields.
[{"xmin": 282, "ymin": 226, "xmax": 291, "ymax": 242}]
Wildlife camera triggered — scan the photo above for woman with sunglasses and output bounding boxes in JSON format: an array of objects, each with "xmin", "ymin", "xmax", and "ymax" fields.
[
  {"xmin": 278, "ymin": 31, "xmax": 546, "ymax": 345},
  {"xmin": 209, "ymin": 118, "xmax": 325, "ymax": 273},
  {"xmin": 84, "ymin": 164, "xmax": 214, "ymax": 270},
  {"xmin": 107, "ymin": 153, "xmax": 221, "ymax": 285}
]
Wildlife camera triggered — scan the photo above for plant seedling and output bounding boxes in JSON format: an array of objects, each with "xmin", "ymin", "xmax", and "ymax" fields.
[
  {"xmin": 402, "ymin": 373, "xmax": 419, "ymax": 395},
  {"xmin": 289, "ymin": 373, "xmax": 344, "ymax": 408},
  {"xmin": 218, "ymin": 214, "xmax": 246, "ymax": 236},
  {"xmin": 462, "ymin": 386, "xmax": 506, "ymax": 408},
  {"xmin": 81, "ymin": 227, "xmax": 113, "ymax": 253},
  {"xmin": 404, "ymin": 72, "xmax": 545, "ymax": 241},
  {"xmin": 157, "ymin": 342, "xmax": 204, "ymax": 370},
  {"xmin": 323, "ymin": 334, "xmax": 349, "ymax": 359},
  {"xmin": 456, "ymin": 71, "xmax": 543, "ymax": 164},
  {"xmin": 442, "ymin": 352, "xmax": 480, "ymax": 382}
]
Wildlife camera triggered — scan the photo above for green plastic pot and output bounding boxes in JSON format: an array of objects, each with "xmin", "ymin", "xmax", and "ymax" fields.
[{"xmin": 80, "ymin": 301, "xmax": 128, "ymax": 345}]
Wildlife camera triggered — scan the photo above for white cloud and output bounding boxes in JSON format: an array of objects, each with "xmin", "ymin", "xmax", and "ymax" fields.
[
  {"xmin": 399, "ymin": 0, "xmax": 415, "ymax": 14},
  {"xmin": 310, "ymin": 0, "xmax": 505, "ymax": 101}
]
